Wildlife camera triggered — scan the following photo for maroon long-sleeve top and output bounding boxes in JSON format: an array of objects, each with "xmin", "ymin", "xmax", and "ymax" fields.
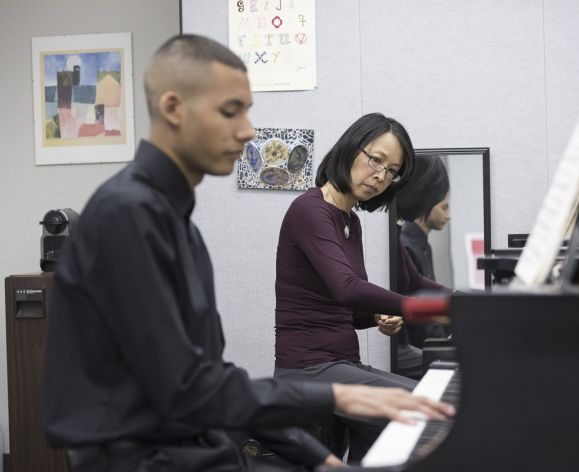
[{"xmin": 274, "ymin": 187, "xmax": 440, "ymax": 368}]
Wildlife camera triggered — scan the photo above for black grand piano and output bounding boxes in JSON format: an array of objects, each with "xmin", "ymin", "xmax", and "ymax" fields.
[
  {"xmin": 317, "ymin": 289, "xmax": 579, "ymax": 472},
  {"xmin": 317, "ymin": 215, "xmax": 579, "ymax": 472}
]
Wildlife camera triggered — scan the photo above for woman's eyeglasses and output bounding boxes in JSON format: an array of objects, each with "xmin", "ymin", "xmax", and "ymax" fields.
[{"xmin": 359, "ymin": 149, "xmax": 401, "ymax": 183}]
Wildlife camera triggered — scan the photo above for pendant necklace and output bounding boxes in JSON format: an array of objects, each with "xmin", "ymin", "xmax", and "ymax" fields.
[{"xmin": 327, "ymin": 185, "xmax": 351, "ymax": 239}]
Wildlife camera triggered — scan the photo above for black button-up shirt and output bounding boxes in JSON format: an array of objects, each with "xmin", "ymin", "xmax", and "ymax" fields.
[{"xmin": 44, "ymin": 140, "xmax": 333, "ymax": 468}]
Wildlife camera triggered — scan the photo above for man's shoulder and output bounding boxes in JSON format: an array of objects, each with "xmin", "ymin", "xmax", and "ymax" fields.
[{"xmin": 83, "ymin": 164, "xmax": 169, "ymax": 222}]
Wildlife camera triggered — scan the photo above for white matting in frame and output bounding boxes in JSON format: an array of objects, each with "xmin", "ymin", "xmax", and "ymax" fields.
[{"xmin": 32, "ymin": 32, "xmax": 135, "ymax": 165}]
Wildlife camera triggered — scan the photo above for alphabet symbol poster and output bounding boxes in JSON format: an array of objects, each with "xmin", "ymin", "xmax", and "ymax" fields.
[{"xmin": 229, "ymin": 0, "xmax": 317, "ymax": 91}]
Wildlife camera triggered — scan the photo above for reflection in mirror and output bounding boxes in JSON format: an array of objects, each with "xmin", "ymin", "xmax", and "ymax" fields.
[
  {"xmin": 388, "ymin": 148, "xmax": 490, "ymax": 374},
  {"xmin": 389, "ymin": 148, "xmax": 491, "ymax": 292}
]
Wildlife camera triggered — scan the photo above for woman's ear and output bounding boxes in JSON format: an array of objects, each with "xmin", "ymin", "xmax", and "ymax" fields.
[{"xmin": 157, "ymin": 91, "xmax": 182, "ymax": 127}]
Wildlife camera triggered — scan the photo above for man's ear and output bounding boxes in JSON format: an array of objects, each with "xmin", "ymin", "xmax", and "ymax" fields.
[{"xmin": 158, "ymin": 91, "xmax": 182, "ymax": 127}]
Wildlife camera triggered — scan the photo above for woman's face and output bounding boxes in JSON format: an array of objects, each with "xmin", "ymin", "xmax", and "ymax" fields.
[{"xmin": 349, "ymin": 131, "xmax": 404, "ymax": 201}]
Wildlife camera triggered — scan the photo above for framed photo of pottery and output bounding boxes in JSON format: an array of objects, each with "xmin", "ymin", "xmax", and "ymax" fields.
[
  {"xmin": 31, "ymin": 32, "xmax": 135, "ymax": 165},
  {"xmin": 237, "ymin": 127, "xmax": 314, "ymax": 190}
]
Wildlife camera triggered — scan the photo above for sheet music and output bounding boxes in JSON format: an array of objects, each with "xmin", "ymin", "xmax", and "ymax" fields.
[{"xmin": 514, "ymin": 120, "xmax": 579, "ymax": 286}]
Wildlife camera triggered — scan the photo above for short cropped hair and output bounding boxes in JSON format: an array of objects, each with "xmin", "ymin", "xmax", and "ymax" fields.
[
  {"xmin": 315, "ymin": 113, "xmax": 415, "ymax": 212},
  {"xmin": 154, "ymin": 34, "xmax": 246, "ymax": 71},
  {"xmin": 145, "ymin": 34, "xmax": 246, "ymax": 117},
  {"xmin": 396, "ymin": 155, "xmax": 449, "ymax": 221}
]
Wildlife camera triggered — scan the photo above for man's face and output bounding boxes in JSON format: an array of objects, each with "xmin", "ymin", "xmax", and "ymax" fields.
[
  {"xmin": 425, "ymin": 193, "xmax": 451, "ymax": 230},
  {"xmin": 176, "ymin": 62, "xmax": 255, "ymax": 180}
]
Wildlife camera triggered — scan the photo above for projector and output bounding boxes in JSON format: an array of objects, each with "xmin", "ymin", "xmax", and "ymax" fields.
[{"xmin": 40, "ymin": 208, "xmax": 79, "ymax": 272}]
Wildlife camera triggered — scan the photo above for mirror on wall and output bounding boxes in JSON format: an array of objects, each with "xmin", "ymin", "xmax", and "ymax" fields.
[{"xmin": 389, "ymin": 148, "xmax": 491, "ymax": 293}]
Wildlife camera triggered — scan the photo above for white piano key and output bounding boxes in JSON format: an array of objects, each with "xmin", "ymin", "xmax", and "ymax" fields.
[{"xmin": 362, "ymin": 368, "xmax": 455, "ymax": 467}]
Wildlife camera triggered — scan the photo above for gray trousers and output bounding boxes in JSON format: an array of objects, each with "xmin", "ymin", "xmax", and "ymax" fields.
[{"xmin": 274, "ymin": 361, "xmax": 417, "ymax": 464}]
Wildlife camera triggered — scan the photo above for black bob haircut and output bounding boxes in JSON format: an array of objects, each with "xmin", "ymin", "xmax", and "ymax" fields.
[
  {"xmin": 315, "ymin": 113, "xmax": 416, "ymax": 212},
  {"xmin": 396, "ymin": 155, "xmax": 449, "ymax": 221}
]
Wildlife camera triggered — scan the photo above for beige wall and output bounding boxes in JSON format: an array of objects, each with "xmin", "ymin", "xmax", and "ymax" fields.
[
  {"xmin": 0, "ymin": 0, "xmax": 179, "ymax": 453},
  {"xmin": 182, "ymin": 0, "xmax": 579, "ymax": 389}
]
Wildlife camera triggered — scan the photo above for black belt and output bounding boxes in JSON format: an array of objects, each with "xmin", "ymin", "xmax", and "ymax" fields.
[{"xmin": 67, "ymin": 438, "xmax": 208, "ymax": 468}]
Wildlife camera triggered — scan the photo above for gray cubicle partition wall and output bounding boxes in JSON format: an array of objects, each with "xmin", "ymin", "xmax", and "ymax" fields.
[{"xmin": 181, "ymin": 0, "xmax": 579, "ymax": 379}]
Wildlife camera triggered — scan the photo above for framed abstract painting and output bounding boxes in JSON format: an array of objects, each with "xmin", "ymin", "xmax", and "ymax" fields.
[{"xmin": 31, "ymin": 32, "xmax": 135, "ymax": 165}]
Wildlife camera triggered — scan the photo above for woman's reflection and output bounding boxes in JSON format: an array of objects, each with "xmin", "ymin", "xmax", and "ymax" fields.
[
  {"xmin": 395, "ymin": 155, "xmax": 452, "ymax": 379},
  {"xmin": 400, "ymin": 156, "xmax": 451, "ymax": 285}
]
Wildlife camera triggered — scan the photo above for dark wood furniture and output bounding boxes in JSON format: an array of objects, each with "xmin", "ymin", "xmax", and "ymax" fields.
[{"xmin": 5, "ymin": 273, "xmax": 69, "ymax": 472}]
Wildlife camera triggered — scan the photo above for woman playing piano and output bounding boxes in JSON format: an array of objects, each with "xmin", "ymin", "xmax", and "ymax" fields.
[{"xmin": 273, "ymin": 113, "xmax": 443, "ymax": 463}]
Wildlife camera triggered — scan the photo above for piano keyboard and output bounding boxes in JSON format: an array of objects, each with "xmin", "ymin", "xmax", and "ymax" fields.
[{"xmin": 362, "ymin": 363, "xmax": 460, "ymax": 468}]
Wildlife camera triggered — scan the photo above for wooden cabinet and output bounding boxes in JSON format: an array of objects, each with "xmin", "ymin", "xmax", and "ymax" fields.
[{"xmin": 5, "ymin": 273, "xmax": 69, "ymax": 472}]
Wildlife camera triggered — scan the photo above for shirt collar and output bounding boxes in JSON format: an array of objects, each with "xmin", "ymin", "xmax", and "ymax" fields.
[{"xmin": 133, "ymin": 140, "xmax": 196, "ymax": 220}]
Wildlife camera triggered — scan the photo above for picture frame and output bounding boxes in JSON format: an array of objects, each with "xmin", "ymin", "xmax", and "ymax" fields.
[
  {"xmin": 389, "ymin": 147, "xmax": 491, "ymax": 292},
  {"xmin": 31, "ymin": 32, "xmax": 135, "ymax": 165},
  {"xmin": 237, "ymin": 127, "xmax": 314, "ymax": 191}
]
